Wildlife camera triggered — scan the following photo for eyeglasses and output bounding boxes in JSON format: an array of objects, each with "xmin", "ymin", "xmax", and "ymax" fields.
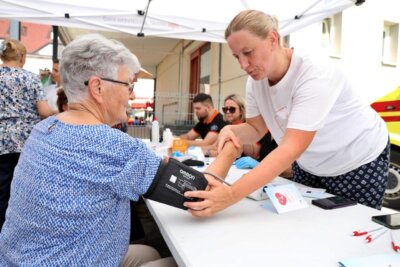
[
  {"xmin": 84, "ymin": 77, "xmax": 134, "ymax": 94},
  {"xmin": 222, "ymin": 106, "xmax": 237, "ymax": 114}
]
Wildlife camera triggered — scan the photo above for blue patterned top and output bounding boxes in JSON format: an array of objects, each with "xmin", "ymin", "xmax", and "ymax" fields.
[
  {"xmin": 0, "ymin": 117, "xmax": 161, "ymax": 266},
  {"xmin": 0, "ymin": 66, "xmax": 46, "ymax": 155}
]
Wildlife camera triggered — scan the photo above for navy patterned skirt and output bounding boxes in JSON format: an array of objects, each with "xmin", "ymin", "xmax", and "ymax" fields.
[{"xmin": 292, "ymin": 141, "xmax": 390, "ymax": 210}]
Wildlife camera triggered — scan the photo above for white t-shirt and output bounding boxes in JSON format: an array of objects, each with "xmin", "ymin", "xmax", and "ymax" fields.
[
  {"xmin": 246, "ymin": 51, "xmax": 388, "ymax": 176},
  {"xmin": 43, "ymin": 84, "xmax": 58, "ymax": 111}
]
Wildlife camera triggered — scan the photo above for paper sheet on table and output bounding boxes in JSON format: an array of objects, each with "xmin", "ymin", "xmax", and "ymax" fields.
[
  {"xmin": 339, "ymin": 253, "xmax": 400, "ymax": 267},
  {"xmin": 263, "ymin": 183, "xmax": 308, "ymax": 213}
]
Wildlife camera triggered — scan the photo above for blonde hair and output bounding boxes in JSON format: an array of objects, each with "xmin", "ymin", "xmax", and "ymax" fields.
[
  {"xmin": 0, "ymin": 39, "xmax": 26, "ymax": 62},
  {"xmin": 225, "ymin": 10, "xmax": 279, "ymax": 40},
  {"xmin": 224, "ymin": 94, "xmax": 246, "ymax": 123}
]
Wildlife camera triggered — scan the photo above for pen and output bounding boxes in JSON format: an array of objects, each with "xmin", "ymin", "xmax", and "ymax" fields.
[
  {"xmin": 351, "ymin": 226, "xmax": 384, "ymax": 236},
  {"xmin": 391, "ymin": 231, "xmax": 400, "ymax": 253},
  {"xmin": 365, "ymin": 229, "xmax": 388, "ymax": 243}
]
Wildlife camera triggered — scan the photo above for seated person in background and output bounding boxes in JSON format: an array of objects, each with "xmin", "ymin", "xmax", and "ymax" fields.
[
  {"xmin": 222, "ymin": 94, "xmax": 246, "ymax": 125},
  {"xmin": 133, "ymin": 116, "xmax": 140, "ymax": 125},
  {"xmin": 0, "ymin": 39, "xmax": 56, "ymax": 233},
  {"xmin": 236, "ymin": 132, "xmax": 292, "ymax": 178},
  {"xmin": 0, "ymin": 34, "xmax": 176, "ymax": 267},
  {"xmin": 56, "ymin": 87, "xmax": 68, "ymax": 112},
  {"xmin": 203, "ymin": 94, "xmax": 292, "ymax": 177},
  {"xmin": 202, "ymin": 94, "xmax": 244, "ymax": 156},
  {"xmin": 43, "ymin": 59, "xmax": 62, "ymax": 112},
  {"xmin": 179, "ymin": 93, "xmax": 227, "ymax": 147}
]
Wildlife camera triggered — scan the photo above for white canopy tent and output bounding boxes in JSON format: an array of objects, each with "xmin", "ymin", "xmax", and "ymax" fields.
[{"xmin": 1, "ymin": 0, "xmax": 364, "ymax": 43}]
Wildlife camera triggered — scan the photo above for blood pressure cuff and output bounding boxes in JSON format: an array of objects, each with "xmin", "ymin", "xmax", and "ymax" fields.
[{"xmin": 143, "ymin": 158, "xmax": 208, "ymax": 210}]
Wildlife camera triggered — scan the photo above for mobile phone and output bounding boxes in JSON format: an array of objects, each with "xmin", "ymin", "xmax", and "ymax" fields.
[
  {"xmin": 311, "ymin": 196, "xmax": 357, "ymax": 210},
  {"xmin": 371, "ymin": 213, "xmax": 400, "ymax": 229}
]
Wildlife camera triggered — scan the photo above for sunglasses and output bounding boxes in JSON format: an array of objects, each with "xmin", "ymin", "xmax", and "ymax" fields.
[
  {"xmin": 84, "ymin": 77, "xmax": 134, "ymax": 94},
  {"xmin": 222, "ymin": 106, "xmax": 237, "ymax": 114}
]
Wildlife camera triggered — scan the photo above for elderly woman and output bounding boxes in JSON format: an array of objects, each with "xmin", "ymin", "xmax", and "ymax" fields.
[
  {"xmin": 184, "ymin": 10, "xmax": 389, "ymax": 215},
  {"xmin": 0, "ymin": 39, "xmax": 55, "ymax": 232},
  {"xmin": 0, "ymin": 34, "xmax": 176, "ymax": 267}
]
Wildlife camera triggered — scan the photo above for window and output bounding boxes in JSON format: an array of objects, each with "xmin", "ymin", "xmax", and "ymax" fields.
[
  {"xmin": 199, "ymin": 43, "xmax": 211, "ymax": 94},
  {"xmin": 189, "ymin": 42, "xmax": 210, "ymax": 96},
  {"xmin": 320, "ymin": 13, "xmax": 342, "ymax": 58},
  {"xmin": 382, "ymin": 21, "xmax": 399, "ymax": 66},
  {"xmin": 188, "ymin": 42, "xmax": 211, "ymax": 120}
]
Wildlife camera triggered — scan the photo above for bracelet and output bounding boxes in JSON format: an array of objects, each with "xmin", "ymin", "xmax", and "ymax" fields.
[{"xmin": 203, "ymin": 171, "xmax": 232, "ymax": 186}]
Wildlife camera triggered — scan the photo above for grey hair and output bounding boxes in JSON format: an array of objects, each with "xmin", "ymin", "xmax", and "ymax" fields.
[{"xmin": 60, "ymin": 34, "xmax": 140, "ymax": 103}]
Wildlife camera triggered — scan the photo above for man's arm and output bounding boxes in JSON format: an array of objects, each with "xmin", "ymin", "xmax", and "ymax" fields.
[
  {"xmin": 185, "ymin": 131, "xmax": 218, "ymax": 147},
  {"xmin": 216, "ymin": 115, "xmax": 266, "ymax": 152},
  {"xmin": 179, "ymin": 129, "xmax": 199, "ymax": 141}
]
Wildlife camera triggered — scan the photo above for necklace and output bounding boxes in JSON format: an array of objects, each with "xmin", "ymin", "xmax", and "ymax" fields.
[{"xmin": 67, "ymin": 107, "xmax": 103, "ymax": 124}]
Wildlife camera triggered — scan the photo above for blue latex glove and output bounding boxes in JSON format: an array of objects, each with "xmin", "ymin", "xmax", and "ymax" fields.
[
  {"xmin": 235, "ymin": 156, "xmax": 259, "ymax": 169},
  {"xmin": 171, "ymin": 150, "xmax": 184, "ymax": 157}
]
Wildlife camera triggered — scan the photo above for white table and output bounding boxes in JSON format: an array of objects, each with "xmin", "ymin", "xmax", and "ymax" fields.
[{"xmin": 146, "ymin": 165, "xmax": 397, "ymax": 267}]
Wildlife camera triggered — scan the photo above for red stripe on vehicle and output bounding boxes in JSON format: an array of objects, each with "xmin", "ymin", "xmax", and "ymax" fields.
[
  {"xmin": 381, "ymin": 116, "xmax": 400, "ymax": 122},
  {"xmin": 371, "ymin": 100, "xmax": 400, "ymax": 112}
]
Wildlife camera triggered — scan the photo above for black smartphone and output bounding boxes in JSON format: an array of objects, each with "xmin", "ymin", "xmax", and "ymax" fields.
[
  {"xmin": 311, "ymin": 196, "xmax": 357, "ymax": 209},
  {"xmin": 371, "ymin": 213, "xmax": 400, "ymax": 229}
]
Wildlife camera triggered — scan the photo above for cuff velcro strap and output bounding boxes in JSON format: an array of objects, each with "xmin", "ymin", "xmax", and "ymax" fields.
[{"xmin": 144, "ymin": 158, "xmax": 208, "ymax": 210}]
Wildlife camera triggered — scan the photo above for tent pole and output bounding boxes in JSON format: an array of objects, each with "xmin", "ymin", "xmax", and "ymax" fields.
[
  {"xmin": 280, "ymin": 0, "xmax": 322, "ymax": 29},
  {"xmin": 52, "ymin": 26, "xmax": 58, "ymax": 61},
  {"xmin": 218, "ymin": 43, "xmax": 222, "ymax": 111},
  {"xmin": 137, "ymin": 0, "xmax": 152, "ymax": 37}
]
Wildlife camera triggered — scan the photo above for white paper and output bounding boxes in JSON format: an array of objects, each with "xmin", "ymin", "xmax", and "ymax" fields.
[{"xmin": 263, "ymin": 184, "xmax": 308, "ymax": 214}]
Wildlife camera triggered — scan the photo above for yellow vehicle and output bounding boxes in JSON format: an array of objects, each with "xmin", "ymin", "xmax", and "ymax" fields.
[{"xmin": 371, "ymin": 87, "xmax": 400, "ymax": 210}]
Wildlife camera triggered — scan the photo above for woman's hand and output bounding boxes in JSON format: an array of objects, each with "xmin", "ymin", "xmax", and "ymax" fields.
[
  {"xmin": 183, "ymin": 175, "xmax": 237, "ymax": 217},
  {"xmin": 216, "ymin": 125, "xmax": 241, "ymax": 153},
  {"xmin": 235, "ymin": 156, "xmax": 259, "ymax": 169}
]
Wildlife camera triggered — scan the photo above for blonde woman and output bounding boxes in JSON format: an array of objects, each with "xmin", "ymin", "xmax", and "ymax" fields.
[
  {"xmin": 0, "ymin": 39, "xmax": 55, "ymax": 231},
  {"xmin": 185, "ymin": 10, "xmax": 388, "ymax": 215},
  {"xmin": 222, "ymin": 94, "xmax": 246, "ymax": 125}
]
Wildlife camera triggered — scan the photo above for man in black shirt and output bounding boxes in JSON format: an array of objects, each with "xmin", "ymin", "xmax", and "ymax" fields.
[{"xmin": 180, "ymin": 93, "xmax": 227, "ymax": 147}]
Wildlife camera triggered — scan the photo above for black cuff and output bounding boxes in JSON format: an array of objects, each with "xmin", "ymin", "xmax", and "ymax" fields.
[
  {"xmin": 143, "ymin": 158, "xmax": 208, "ymax": 210},
  {"xmin": 143, "ymin": 160, "xmax": 165, "ymax": 198}
]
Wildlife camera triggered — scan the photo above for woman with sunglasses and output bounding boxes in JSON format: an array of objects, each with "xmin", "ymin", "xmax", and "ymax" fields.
[
  {"xmin": 220, "ymin": 95, "xmax": 291, "ymax": 177},
  {"xmin": 222, "ymin": 94, "xmax": 246, "ymax": 125},
  {"xmin": 184, "ymin": 10, "xmax": 389, "ymax": 216},
  {"xmin": 0, "ymin": 34, "xmax": 177, "ymax": 267},
  {"xmin": 203, "ymin": 94, "xmax": 246, "ymax": 157},
  {"xmin": 221, "ymin": 94, "xmax": 267, "ymax": 160}
]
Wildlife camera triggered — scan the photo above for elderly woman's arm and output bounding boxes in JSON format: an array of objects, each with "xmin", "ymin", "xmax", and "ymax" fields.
[
  {"xmin": 183, "ymin": 141, "xmax": 241, "ymax": 214},
  {"xmin": 184, "ymin": 128, "xmax": 315, "ymax": 217},
  {"xmin": 217, "ymin": 115, "xmax": 266, "ymax": 152}
]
